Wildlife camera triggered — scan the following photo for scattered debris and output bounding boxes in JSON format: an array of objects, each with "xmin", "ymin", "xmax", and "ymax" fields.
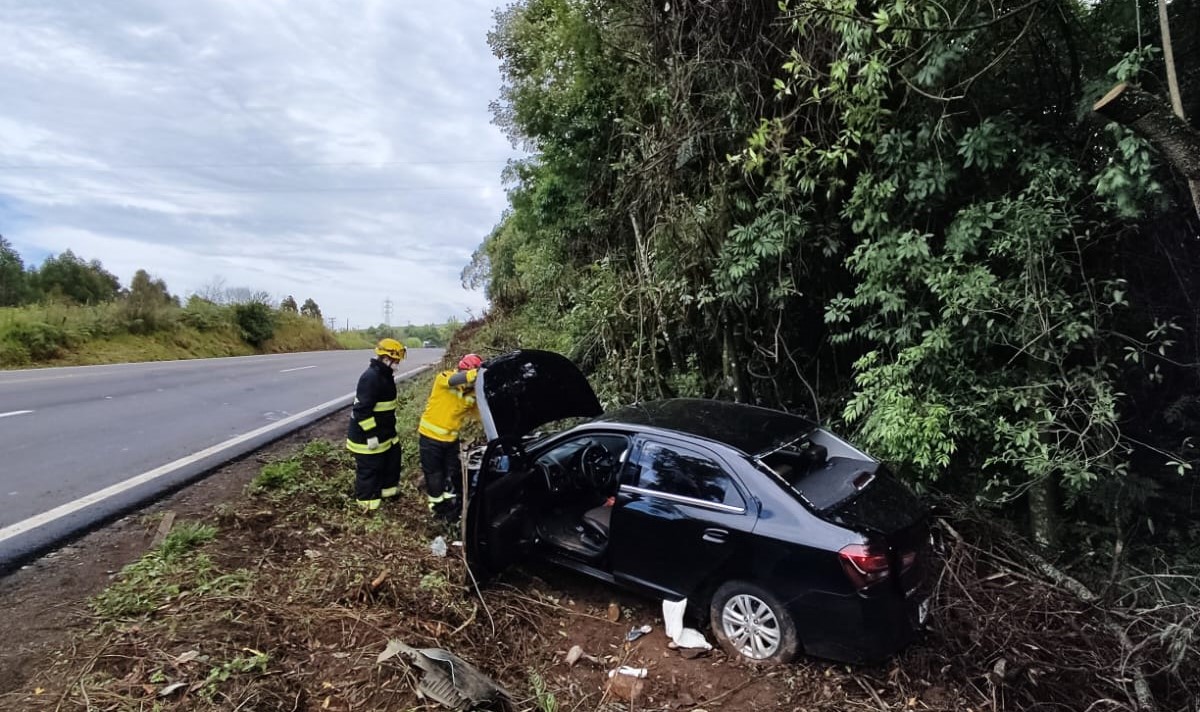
[
  {"xmin": 662, "ymin": 598, "xmax": 712, "ymax": 650},
  {"xmin": 608, "ymin": 666, "xmax": 649, "ymax": 679},
  {"xmin": 606, "ymin": 602, "xmax": 621, "ymax": 622},
  {"xmin": 564, "ymin": 644, "xmax": 600, "ymax": 667},
  {"xmin": 606, "ymin": 672, "xmax": 646, "ymax": 702},
  {"xmin": 379, "ymin": 639, "xmax": 512, "ymax": 711},
  {"xmin": 369, "ymin": 569, "xmax": 389, "ymax": 591},
  {"xmin": 626, "ymin": 624, "xmax": 652, "ymax": 642},
  {"xmin": 150, "ymin": 511, "xmax": 176, "ymax": 548},
  {"xmin": 157, "ymin": 681, "xmax": 187, "ymax": 697},
  {"xmin": 431, "ymin": 535, "xmax": 448, "ymax": 557},
  {"xmin": 564, "ymin": 645, "xmax": 585, "ymax": 667}
]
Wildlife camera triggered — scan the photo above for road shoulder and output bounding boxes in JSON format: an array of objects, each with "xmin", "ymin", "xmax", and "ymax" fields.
[{"xmin": 0, "ymin": 409, "xmax": 349, "ymax": 695}]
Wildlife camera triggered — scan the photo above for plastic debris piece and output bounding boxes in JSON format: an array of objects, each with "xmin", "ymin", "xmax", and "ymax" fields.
[
  {"xmin": 565, "ymin": 645, "xmax": 584, "ymax": 667},
  {"xmin": 608, "ymin": 666, "xmax": 649, "ymax": 679},
  {"xmin": 380, "ymin": 639, "xmax": 512, "ymax": 709},
  {"xmin": 430, "ymin": 536, "xmax": 448, "ymax": 557},
  {"xmin": 377, "ymin": 640, "xmax": 404, "ymax": 663},
  {"xmin": 158, "ymin": 682, "xmax": 187, "ymax": 697},
  {"xmin": 661, "ymin": 598, "xmax": 713, "ymax": 651},
  {"xmin": 606, "ymin": 602, "xmax": 621, "ymax": 622},
  {"xmin": 626, "ymin": 624, "xmax": 653, "ymax": 642}
]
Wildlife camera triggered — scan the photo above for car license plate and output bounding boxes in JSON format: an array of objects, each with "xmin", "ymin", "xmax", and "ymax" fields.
[{"xmin": 917, "ymin": 598, "xmax": 930, "ymax": 625}]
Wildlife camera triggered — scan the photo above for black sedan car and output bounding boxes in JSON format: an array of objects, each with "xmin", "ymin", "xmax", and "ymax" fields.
[{"xmin": 465, "ymin": 350, "xmax": 931, "ymax": 664}]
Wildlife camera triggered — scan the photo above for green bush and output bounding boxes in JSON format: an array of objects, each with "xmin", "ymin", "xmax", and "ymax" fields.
[
  {"xmin": 0, "ymin": 339, "xmax": 30, "ymax": 366},
  {"xmin": 119, "ymin": 302, "xmax": 177, "ymax": 335},
  {"xmin": 250, "ymin": 459, "xmax": 303, "ymax": 493},
  {"xmin": 181, "ymin": 296, "xmax": 229, "ymax": 332},
  {"xmin": 233, "ymin": 302, "xmax": 276, "ymax": 346},
  {"xmin": 2, "ymin": 319, "xmax": 71, "ymax": 360}
]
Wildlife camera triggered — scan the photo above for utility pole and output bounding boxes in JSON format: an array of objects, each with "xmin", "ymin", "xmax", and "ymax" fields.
[
  {"xmin": 326, "ymin": 317, "xmax": 337, "ymax": 331},
  {"xmin": 383, "ymin": 298, "xmax": 393, "ymax": 326}
]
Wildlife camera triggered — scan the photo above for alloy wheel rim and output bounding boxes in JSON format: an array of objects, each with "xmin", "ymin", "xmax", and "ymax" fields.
[{"xmin": 721, "ymin": 593, "xmax": 781, "ymax": 660}]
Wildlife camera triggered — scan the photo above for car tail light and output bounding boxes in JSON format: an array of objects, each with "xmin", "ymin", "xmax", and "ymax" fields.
[{"xmin": 839, "ymin": 543, "xmax": 891, "ymax": 589}]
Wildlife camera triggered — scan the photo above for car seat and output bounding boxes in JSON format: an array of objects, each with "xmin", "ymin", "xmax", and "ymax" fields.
[{"xmin": 580, "ymin": 505, "xmax": 612, "ymax": 544}]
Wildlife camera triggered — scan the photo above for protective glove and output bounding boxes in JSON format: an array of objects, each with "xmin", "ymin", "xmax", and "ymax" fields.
[{"xmin": 367, "ymin": 436, "xmax": 380, "ymax": 450}]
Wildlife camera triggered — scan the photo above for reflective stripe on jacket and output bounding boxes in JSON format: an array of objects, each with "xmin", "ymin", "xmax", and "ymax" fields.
[
  {"xmin": 417, "ymin": 368, "xmax": 478, "ymax": 443},
  {"xmin": 347, "ymin": 358, "xmax": 399, "ymax": 454},
  {"xmin": 346, "ymin": 435, "xmax": 397, "ymax": 455}
]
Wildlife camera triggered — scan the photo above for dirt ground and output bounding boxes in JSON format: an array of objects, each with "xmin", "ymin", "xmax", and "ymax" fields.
[{"xmin": 0, "ymin": 413, "xmax": 349, "ymax": 697}]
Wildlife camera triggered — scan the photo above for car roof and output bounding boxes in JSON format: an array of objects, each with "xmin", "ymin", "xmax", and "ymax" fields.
[{"xmin": 592, "ymin": 398, "xmax": 815, "ymax": 456}]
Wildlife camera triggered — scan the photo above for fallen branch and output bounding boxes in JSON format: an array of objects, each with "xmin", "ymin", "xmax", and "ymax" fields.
[{"xmin": 1001, "ymin": 538, "xmax": 1156, "ymax": 711}]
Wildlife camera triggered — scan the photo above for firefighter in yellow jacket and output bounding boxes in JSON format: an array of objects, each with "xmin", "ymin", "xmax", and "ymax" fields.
[
  {"xmin": 418, "ymin": 353, "xmax": 482, "ymax": 520},
  {"xmin": 346, "ymin": 338, "xmax": 406, "ymax": 512}
]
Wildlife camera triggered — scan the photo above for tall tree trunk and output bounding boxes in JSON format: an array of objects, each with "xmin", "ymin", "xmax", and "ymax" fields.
[{"xmin": 1028, "ymin": 475, "xmax": 1059, "ymax": 549}]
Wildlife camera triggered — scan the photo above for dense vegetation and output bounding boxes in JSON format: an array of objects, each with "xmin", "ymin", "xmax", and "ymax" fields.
[
  {"xmin": 463, "ymin": 0, "xmax": 1200, "ymax": 560},
  {"xmin": 0, "ymin": 238, "xmax": 339, "ymax": 366}
]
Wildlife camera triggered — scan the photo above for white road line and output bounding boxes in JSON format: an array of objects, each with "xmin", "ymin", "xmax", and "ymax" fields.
[
  {"xmin": 280, "ymin": 365, "xmax": 317, "ymax": 373},
  {"xmin": 0, "ymin": 410, "xmax": 34, "ymax": 419},
  {"xmin": 0, "ymin": 364, "xmax": 431, "ymax": 546}
]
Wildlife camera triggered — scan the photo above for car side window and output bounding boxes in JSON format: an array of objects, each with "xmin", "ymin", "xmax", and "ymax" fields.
[{"xmin": 633, "ymin": 442, "xmax": 745, "ymax": 509}]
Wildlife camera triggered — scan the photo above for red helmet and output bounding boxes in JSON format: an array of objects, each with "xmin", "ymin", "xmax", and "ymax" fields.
[{"xmin": 458, "ymin": 353, "xmax": 483, "ymax": 370}]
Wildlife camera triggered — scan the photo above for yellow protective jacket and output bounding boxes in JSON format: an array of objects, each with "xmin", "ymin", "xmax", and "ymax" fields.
[{"xmin": 418, "ymin": 368, "xmax": 478, "ymax": 442}]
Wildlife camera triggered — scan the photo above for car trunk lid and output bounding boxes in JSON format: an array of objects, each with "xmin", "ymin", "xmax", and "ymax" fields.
[{"xmin": 824, "ymin": 473, "xmax": 930, "ymax": 595}]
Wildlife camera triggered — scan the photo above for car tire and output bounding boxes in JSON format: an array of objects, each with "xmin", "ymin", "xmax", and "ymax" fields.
[{"xmin": 709, "ymin": 580, "xmax": 799, "ymax": 664}]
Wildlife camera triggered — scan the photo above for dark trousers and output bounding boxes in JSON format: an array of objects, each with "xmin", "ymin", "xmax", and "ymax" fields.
[
  {"xmin": 419, "ymin": 435, "xmax": 461, "ymax": 499},
  {"xmin": 354, "ymin": 446, "xmax": 400, "ymax": 501}
]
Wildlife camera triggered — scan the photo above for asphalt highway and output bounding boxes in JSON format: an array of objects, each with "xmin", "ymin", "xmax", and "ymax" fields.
[{"xmin": 0, "ymin": 348, "xmax": 443, "ymax": 568}]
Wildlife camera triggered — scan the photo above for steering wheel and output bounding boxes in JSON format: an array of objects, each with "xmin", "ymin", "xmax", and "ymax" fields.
[{"xmin": 580, "ymin": 443, "xmax": 616, "ymax": 490}]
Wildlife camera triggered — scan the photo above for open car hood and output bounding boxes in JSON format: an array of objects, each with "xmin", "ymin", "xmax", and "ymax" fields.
[{"xmin": 476, "ymin": 349, "xmax": 602, "ymax": 441}]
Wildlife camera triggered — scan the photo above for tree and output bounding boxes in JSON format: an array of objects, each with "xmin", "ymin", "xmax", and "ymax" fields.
[
  {"xmin": 224, "ymin": 287, "xmax": 271, "ymax": 305},
  {"xmin": 32, "ymin": 250, "xmax": 121, "ymax": 304},
  {"xmin": 196, "ymin": 276, "xmax": 228, "ymax": 304},
  {"xmin": 0, "ymin": 235, "xmax": 29, "ymax": 307},
  {"xmin": 233, "ymin": 301, "xmax": 276, "ymax": 346},
  {"xmin": 122, "ymin": 269, "xmax": 176, "ymax": 333},
  {"xmin": 472, "ymin": 0, "xmax": 1200, "ymax": 551},
  {"xmin": 300, "ymin": 298, "xmax": 322, "ymax": 319},
  {"xmin": 280, "ymin": 295, "xmax": 299, "ymax": 313}
]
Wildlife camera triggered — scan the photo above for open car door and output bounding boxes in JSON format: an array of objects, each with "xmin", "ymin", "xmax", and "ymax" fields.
[
  {"xmin": 464, "ymin": 440, "xmax": 541, "ymax": 582},
  {"xmin": 466, "ymin": 350, "xmax": 602, "ymax": 582}
]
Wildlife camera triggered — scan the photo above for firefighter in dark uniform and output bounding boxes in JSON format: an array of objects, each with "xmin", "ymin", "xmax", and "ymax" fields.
[
  {"xmin": 418, "ymin": 353, "xmax": 483, "ymax": 520},
  {"xmin": 346, "ymin": 338, "xmax": 406, "ymax": 512}
]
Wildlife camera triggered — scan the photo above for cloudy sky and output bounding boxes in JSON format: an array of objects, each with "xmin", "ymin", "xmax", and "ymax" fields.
[{"xmin": 0, "ymin": 1, "xmax": 516, "ymax": 327}]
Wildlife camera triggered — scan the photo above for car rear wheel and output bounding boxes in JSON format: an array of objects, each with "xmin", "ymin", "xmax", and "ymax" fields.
[{"xmin": 709, "ymin": 581, "xmax": 798, "ymax": 664}]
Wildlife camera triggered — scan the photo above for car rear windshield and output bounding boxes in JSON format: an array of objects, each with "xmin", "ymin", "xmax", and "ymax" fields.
[{"xmin": 758, "ymin": 444, "xmax": 916, "ymax": 516}]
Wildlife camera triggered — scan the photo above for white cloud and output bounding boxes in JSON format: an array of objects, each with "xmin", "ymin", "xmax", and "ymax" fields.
[{"xmin": 0, "ymin": 1, "xmax": 514, "ymax": 326}]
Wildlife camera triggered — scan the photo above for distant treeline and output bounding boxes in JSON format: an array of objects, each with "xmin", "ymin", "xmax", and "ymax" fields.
[{"xmin": 0, "ymin": 235, "xmax": 335, "ymax": 366}]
